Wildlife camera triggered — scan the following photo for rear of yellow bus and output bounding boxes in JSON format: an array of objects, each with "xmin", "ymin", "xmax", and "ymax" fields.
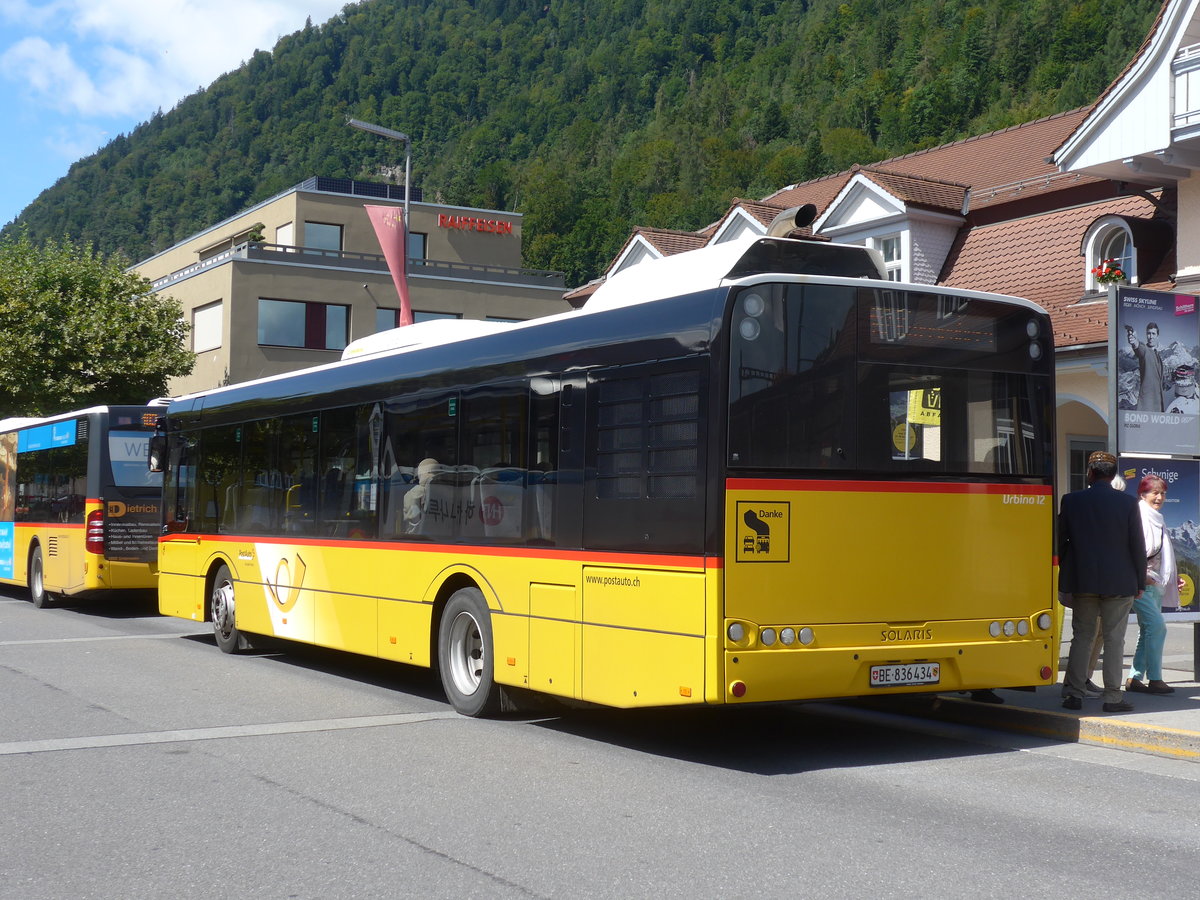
[{"xmin": 719, "ymin": 279, "xmax": 1056, "ymax": 704}]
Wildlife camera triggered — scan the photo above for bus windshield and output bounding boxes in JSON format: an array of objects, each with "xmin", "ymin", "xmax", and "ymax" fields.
[
  {"xmin": 108, "ymin": 430, "xmax": 162, "ymax": 490},
  {"xmin": 727, "ymin": 282, "xmax": 1053, "ymax": 477}
]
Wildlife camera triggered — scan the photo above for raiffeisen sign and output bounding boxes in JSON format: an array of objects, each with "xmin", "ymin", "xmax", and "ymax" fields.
[{"xmin": 438, "ymin": 213, "xmax": 514, "ymax": 235}]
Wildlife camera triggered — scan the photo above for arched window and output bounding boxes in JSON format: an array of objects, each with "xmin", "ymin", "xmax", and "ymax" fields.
[{"xmin": 1083, "ymin": 218, "xmax": 1136, "ymax": 292}]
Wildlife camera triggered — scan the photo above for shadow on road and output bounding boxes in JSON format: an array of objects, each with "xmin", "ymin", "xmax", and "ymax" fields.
[{"xmin": 527, "ymin": 701, "xmax": 1003, "ymax": 774}]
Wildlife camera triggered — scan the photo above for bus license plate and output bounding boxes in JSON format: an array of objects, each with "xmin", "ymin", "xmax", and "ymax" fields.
[{"xmin": 869, "ymin": 662, "xmax": 940, "ymax": 688}]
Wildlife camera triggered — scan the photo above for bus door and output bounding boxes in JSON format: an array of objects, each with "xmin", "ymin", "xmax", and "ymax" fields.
[{"xmin": 158, "ymin": 431, "xmax": 205, "ymax": 621}]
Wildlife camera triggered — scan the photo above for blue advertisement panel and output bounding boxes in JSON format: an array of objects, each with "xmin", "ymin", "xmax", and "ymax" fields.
[
  {"xmin": 1119, "ymin": 456, "xmax": 1200, "ymax": 620},
  {"xmin": 17, "ymin": 420, "xmax": 77, "ymax": 453},
  {"xmin": 0, "ymin": 523, "xmax": 13, "ymax": 579},
  {"xmin": 1117, "ymin": 287, "xmax": 1200, "ymax": 456}
]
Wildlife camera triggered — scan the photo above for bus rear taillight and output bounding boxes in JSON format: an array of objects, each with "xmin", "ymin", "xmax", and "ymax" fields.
[{"xmin": 86, "ymin": 509, "xmax": 105, "ymax": 555}]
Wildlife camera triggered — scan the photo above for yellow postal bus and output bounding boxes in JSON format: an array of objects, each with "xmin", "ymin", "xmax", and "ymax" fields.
[
  {"xmin": 0, "ymin": 406, "xmax": 162, "ymax": 607},
  {"xmin": 151, "ymin": 223, "xmax": 1057, "ymax": 715}
]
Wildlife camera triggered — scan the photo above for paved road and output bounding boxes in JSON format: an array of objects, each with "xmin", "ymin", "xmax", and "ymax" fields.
[{"xmin": 3, "ymin": 590, "xmax": 1200, "ymax": 899}]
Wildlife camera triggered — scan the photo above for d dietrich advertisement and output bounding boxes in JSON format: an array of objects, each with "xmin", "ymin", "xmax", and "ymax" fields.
[
  {"xmin": 1117, "ymin": 287, "xmax": 1200, "ymax": 455},
  {"xmin": 1120, "ymin": 456, "xmax": 1200, "ymax": 620}
]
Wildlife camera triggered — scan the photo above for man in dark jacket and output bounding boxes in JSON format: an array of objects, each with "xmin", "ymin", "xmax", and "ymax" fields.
[{"xmin": 1058, "ymin": 451, "xmax": 1146, "ymax": 712}]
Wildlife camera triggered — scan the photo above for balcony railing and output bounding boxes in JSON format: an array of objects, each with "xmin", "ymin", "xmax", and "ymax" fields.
[
  {"xmin": 149, "ymin": 242, "xmax": 565, "ymax": 292},
  {"xmin": 1174, "ymin": 42, "xmax": 1200, "ymax": 129}
]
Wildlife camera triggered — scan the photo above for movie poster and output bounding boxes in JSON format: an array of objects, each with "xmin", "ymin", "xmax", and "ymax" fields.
[
  {"xmin": 1117, "ymin": 287, "xmax": 1200, "ymax": 455},
  {"xmin": 1119, "ymin": 456, "xmax": 1200, "ymax": 619}
]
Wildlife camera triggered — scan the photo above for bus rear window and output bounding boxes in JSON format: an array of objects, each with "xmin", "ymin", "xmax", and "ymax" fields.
[
  {"xmin": 109, "ymin": 431, "xmax": 162, "ymax": 488},
  {"xmin": 728, "ymin": 283, "xmax": 1053, "ymax": 477}
]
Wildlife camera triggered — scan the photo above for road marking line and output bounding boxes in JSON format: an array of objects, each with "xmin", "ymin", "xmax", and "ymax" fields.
[
  {"xmin": 0, "ymin": 633, "xmax": 206, "ymax": 646},
  {"xmin": 0, "ymin": 712, "xmax": 460, "ymax": 756}
]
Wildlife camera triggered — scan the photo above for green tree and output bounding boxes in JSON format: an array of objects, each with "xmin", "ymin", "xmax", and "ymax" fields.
[{"xmin": 0, "ymin": 231, "xmax": 194, "ymax": 417}]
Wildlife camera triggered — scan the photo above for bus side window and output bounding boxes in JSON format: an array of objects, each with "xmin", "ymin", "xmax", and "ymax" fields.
[
  {"xmin": 165, "ymin": 432, "xmax": 198, "ymax": 531},
  {"xmin": 460, "ymin": 384, "xmax": 528, "ymax": 543},
  {"xmin": 195, "ymin": 425, "xmax": 242, "ymax": 534},
  {"xmin": 585, "ymin": 361, "xmax": 705, "ymax": 554},
  {"xmin": 278, "ymin": 414, "xmax": 318, "ymax": 535},
  {"xmin": 319, "ymin": 405, "xmax": 378, "ymax": 539},
  {"xmin": 382, "ymin": 394, "xmax": 459, "ymax": 540},
  {"xmin": 528, "ymin": 378, "xmax": 560, "ymax": 544}
]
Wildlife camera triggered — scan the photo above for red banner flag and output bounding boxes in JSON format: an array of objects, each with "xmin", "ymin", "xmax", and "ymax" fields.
[{"xmin": 365, "ymin": 204, "xmax": 413, "ymax": 326}]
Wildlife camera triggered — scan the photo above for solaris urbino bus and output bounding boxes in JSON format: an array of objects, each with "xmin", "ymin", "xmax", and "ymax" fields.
[
  {"xmin": 0, "ymin": 405, "xmax": 163, "ymax": 607},
  {"xmin": 150, "ymin": 212, "xmax": 1057, "ymax": 716}
]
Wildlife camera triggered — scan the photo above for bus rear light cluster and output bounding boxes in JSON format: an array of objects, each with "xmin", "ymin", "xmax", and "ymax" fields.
[
  {"xmin": 85, "ymin": 509, "xmax": 105, "ymax": 555},
  {"xmin": 726, "ymin": 621, "xmax": 814, "ymax": 648},
  {"xmin": 988, "ymin": 619, "xmax": 1032, "ymax": 638},
  {"xmin": 1037, "ymin": 613, "xmax": 1053, "ymax": 631}
]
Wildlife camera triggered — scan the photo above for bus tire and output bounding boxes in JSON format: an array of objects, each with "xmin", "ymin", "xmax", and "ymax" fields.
[
  {"xmin": 210, "ymin": 564, "xmax": 246, "ymax": 654},
  {"xmin": 437, "ymin": 587, "xmax": 501, "ymax": 717},
  {"xmin": 29, "ymin": 545, "xmax": 54, "ymax": 609}
]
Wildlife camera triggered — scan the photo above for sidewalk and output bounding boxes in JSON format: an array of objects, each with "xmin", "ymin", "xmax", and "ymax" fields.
[{"xmin": 868, "ymin": 620, "xmax": 1200, "ymax": 762}]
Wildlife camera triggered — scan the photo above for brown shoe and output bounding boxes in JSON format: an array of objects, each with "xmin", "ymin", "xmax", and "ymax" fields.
[
  {"xmin": 1126, "ymin": 678, "xmax": 1150, "ymax": 693},
  {"xmin": 1103, "ymin": 700, "xmax": 1135, "ymax": 713},
  {"xmin": 1148, "ymin": 680, "xmax": 1176, "ymax": 695}
]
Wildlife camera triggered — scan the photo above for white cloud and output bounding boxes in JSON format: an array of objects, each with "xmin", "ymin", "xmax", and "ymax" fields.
[{"xmin": 1, "ymin": 0, "xmax": 347, "ymax": 117}]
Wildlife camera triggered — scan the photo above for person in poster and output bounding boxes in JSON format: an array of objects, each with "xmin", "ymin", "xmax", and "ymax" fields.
[
  {"xmin": 1126, "ymin": 321, "xmax": 1165, "ymax": 411},
  {"xmin": 1117, "ymin": 287, "xmax": 1200, "ymax": 456},
  {"xmin": 1120, "ymin": 456, "xmax": 1200, "ymax": 616}
]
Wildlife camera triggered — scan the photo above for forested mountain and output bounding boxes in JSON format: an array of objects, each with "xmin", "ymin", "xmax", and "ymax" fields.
[{"xmin": 4, "ymin": 0, "xmax": 1161, "ymax": 286}]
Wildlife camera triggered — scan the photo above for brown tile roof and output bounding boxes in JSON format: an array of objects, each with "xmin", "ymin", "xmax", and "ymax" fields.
[
  {"xmin": 764, "ymin": 172, "xmax": 853, "ymax": 214},
  {"xmin": 768, "ymin": 108, "xmax": 1099, "ymax": 214},
  {"xmin": 941, "ymin": 194, "xmax": 1167, "ymax": 346},
  {"xmin": 727, "ymin": 198, "xmax": 790, "ymax": 227},
  {"xmin": 855, "ymin": 168, "xmax": 969, "ymax": 213},
  {"xmin": 633, "ymin": 227, "xmax": 708, "ymax": 256}
]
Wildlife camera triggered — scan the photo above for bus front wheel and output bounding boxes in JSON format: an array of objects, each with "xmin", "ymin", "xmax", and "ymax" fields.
[
  {"xmin": 210, "ymin": 565, "xmax": 246, "ymax": 654},
  {"xmin": 437, "ymin": 587, "xmax": 501, "ymax": 717},
  {"xmin": 29, "ymin": 546, "xmax": 54, "ymax": 609}
]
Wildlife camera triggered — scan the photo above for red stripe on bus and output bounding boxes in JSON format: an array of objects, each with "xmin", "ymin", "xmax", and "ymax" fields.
[
  {"xmin": 13, "ymin": 522, "xmax": 86, "ymax": 529},
  {"xmin": 158, "ymin": 533, "xmax": 723, "ymax": 569},
  {"xmin": 725, "ymin": 478, "xmax": 1052, "ymax": 495}
]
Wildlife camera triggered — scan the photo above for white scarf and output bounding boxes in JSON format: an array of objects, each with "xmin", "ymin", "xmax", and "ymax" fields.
[{"xmin": 1140, "ymin": 498, "xmax": 1179, "ymax": 606}]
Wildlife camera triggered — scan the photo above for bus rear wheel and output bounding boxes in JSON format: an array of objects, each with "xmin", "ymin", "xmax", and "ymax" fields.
[
  {"xmin": 29, "ymin": 546, "xmax": 54, "ymax": 609},
  {"xmin": 210, "ymin": 565, "xmax": 245, "ymax": 653},
  {"xmin": 438, "ymin": 587, "xmax": 501, "ymax": 717}
]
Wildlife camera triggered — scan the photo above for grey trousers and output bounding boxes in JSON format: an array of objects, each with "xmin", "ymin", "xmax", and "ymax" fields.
[{"xmin": 1064, "ymin": 593, "xmax": 1134, "ymax": 704}]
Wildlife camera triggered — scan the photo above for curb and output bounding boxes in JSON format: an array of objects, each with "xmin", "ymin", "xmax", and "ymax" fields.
[{"xmin": 859, "ymin": 694, "xmax": 1200, "ymax": 762}]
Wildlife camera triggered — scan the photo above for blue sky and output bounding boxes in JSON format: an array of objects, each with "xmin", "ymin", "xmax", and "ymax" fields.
[{"xmin": 0, "ymin": 0, "xmax": 349, "ymax": 229}]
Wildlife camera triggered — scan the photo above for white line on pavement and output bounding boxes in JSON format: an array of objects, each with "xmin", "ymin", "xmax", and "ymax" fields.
[{"xmin": 0, "ymin": 711, "xmax": 460, "ymax": 756}]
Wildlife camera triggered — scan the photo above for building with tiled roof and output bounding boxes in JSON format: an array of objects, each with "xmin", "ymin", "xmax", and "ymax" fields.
[{"xmin": 575, "ymin": 0, "xmax": 1200, "ymax": 492}]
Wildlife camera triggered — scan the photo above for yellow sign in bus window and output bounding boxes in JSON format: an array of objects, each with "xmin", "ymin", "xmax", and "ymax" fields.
[
  {"xmin": 736, "ymin": 501, "xmax": 789, "ymax": 562},
  {"xmin": 907, "ymin": 387, "xmax": 941, "ymax": 425}
]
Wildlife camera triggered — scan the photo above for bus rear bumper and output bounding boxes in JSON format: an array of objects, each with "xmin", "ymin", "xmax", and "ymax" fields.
[{"xmin": 721, "ymin": 639, "xmax": 1056, "ymax": 704}]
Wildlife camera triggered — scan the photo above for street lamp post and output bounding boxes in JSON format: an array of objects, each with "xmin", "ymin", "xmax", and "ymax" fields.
[{"xmin": 346, "ymin": 117, "xmax": 411, "ymax": 221}]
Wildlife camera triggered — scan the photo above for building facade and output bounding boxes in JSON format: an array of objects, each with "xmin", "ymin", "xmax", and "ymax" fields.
[{"xmin": 136, "ymin": 177, "xmax": 567, "ymax": 396}]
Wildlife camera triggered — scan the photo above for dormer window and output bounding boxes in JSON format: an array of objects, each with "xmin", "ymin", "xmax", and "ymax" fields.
[
  {"xmin": 867, "ymin": 234, "xmax": 903, "ymax": 281},
  {"xmin": 1084, "ymin": 217, "xmax": 1136, "ymax": 292}
]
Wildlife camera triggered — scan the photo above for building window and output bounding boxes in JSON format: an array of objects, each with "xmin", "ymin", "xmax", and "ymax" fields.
[
  {"xmin": 192, "ymin": 301, "xmax": 222, "ymax": 352},
  {"xmin": 375, "ymin": 308, "xmax": 399, "ymax": 333},
  {"xmin": 408, "ymin": 232, "xmax": 427, "ymax": 262},
  {"xmin": 1085, "ymin": 219, "xmax": 1136, "ymax": 291},
  {"xmin": 276, "ymin": 222, "xmax": 294, "ymax": 247},
  {"xmin": 1068, "ymin": 438, "xmax": 1106, "ymax": 492},
  {"xmin": 415, "ymin": 310, "xmax": 460, "ymax": 324},
  {"xmin": 373, "ymin": 309, "xmax": 461, "ymax": 332},
  {"xmin": 259, "ymin": 298, "xmax": 348, "ymax": 350},
  {"xmin": 876, "ymin": 235, "xmax": 902, "ymax": 281},
  {"xmin": 304, "ymin": 222, "xmax": 343, "ymax": 252}
]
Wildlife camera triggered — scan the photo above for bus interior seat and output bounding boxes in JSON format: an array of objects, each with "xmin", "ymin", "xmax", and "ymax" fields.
[{"xmin": 475, "ymin": 467, "xmax": 525, "ymax": 540}]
